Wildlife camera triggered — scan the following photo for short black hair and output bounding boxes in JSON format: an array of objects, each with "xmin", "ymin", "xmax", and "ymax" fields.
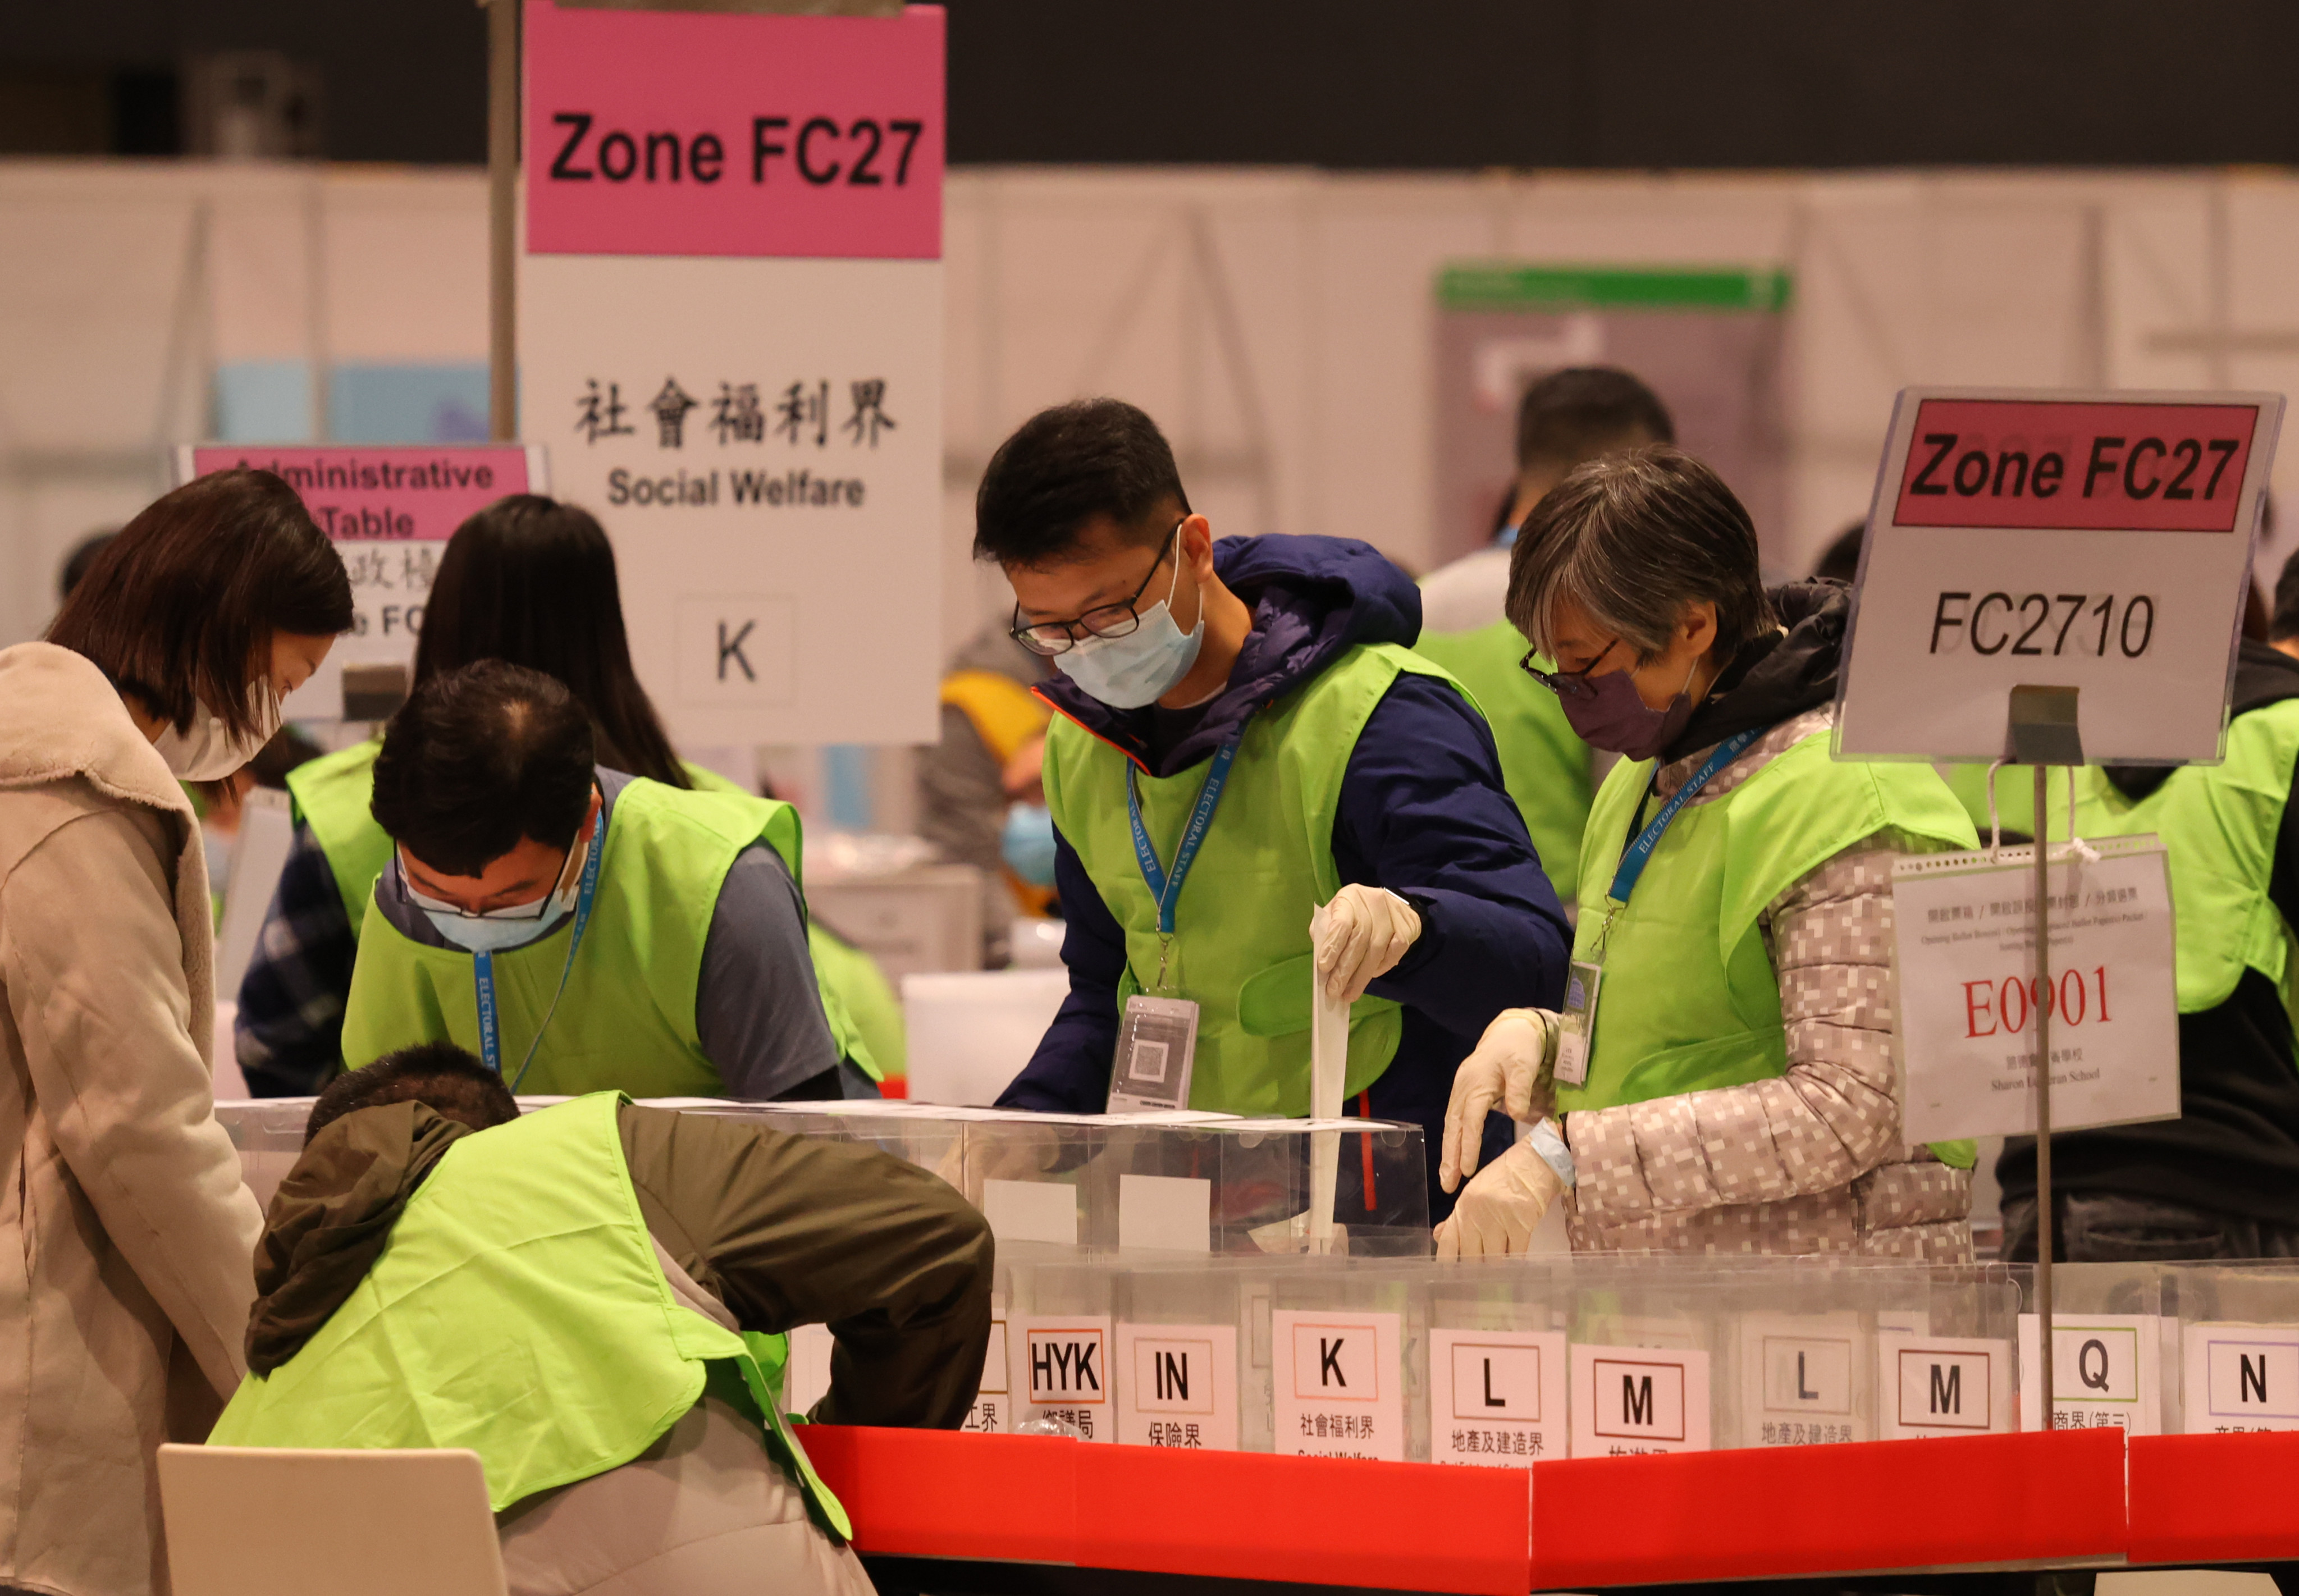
[
  {"xmin": 1812, "ymin": 521, "xmax": 1866, "ymax": 585},
  {"xmin": 2273, "ymin": 546, "xmax": 2299, "ymax": 643},
  {"xmin": 1516, "ymin": 368, "xmax": 1675, "ymax": 475},
  {"xmin": 973, "ymin": 399, "xmax": 1191, "ymax": 567},
  {"xmin": 306, "ymin": 1042, "xmax": 520, "ymax": 1146},
  {"xmin": 371, "ymin": 660, "xmax": 595, "ymax": 876}
]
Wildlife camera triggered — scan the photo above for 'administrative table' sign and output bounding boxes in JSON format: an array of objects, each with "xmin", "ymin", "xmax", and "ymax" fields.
[
  {"xmin": 521, "ymin": 0, "xmax": 944, "ymax": 747},
  {"xmin": 1838, "ymin": 388, "xmax": 2282, "ymax": 763},
  {"xmin": 175, "ymin": 443, "xmax": 544, "ymax": 722}
]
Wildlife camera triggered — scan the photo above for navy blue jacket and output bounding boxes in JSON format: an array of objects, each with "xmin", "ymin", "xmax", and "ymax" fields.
[{"xmin": 996, "ymin": 534, "xmax": 1573, "ymax": 1221}]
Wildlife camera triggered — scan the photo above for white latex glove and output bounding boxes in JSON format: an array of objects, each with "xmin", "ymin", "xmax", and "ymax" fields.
[
  {"xmin": 1439, "ymin": 1008, "xmax": 1557, "ymax": 1193},
  {"xmin": 1434, "ymin": 1136, "xmax": 1567, "ymax": 1260},
  {"xmin": 1311, "ymin": 885, "xmax": 1422, "ymax": 1005}
]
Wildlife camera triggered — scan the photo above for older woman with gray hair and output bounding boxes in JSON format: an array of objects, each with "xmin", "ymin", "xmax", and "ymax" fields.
[{"xmin": 1434, "ymin": 446, "xmax": 1981, "ymax": 1259}]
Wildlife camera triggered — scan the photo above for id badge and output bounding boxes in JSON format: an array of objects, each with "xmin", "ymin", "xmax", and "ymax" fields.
[
  {"xmin": 1108, "ymin": 995, "xmax": 1199, "ymax": 1113},
  {"xmin": 1553, "ymin": 959, "xmax": 1602, "ymax": 1087}
]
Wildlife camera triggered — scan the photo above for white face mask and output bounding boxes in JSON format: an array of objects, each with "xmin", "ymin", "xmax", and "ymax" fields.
[
  {"xmin": 403, "ymin": 823, "xmax": 592, "ymax": 955},
  {"xmin": 152, "ymin": 683, "xmax": 283, "ymax": 781}
]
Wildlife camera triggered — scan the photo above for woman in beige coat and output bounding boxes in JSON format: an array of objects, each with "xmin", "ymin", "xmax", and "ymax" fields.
[{"xmin": 0, "ymin": 468, "xmax": 349, "ymax": 1596}]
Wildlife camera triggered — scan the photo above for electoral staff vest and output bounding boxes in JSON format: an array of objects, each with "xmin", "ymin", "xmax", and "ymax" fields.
[
  {"xmin": 1045, "ymin": 642, "xmax": 1465, "ymax": 1115},
  {"xmin": 1410, "ymin": 622, "xmax": 1595, "ymax": 909},
  {"xmin": 1559, "ymin": 725, "xmax": 1980, "ymax": 1166},
  {"xmin": 1940, "ymin": 703, "xmax": 2299, "ymax": 1017},
  {"xmin": 340, "ymin": 777, "xmax": 871, "ymax": 1095},
  {"xmin": 2071, "ymin": 701, "xmax": 2299, "ymax": 1017},
  {"xmin": 301, "ymin": 747, "xmax": 874, "ymax": 1083},
  {"xmin": 209, "ymin": 1092, "xmax": 848, "ymax": 1536}
]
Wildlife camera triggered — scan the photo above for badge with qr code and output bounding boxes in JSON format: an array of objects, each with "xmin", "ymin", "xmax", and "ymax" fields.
[
  {"xmin": 1107, "ymin": 995, "xmax": 1200, "ymax": 1113},
  {"xmin": 1553, "ymin": 959, "xmax": 1602, "ymax": 1087}
]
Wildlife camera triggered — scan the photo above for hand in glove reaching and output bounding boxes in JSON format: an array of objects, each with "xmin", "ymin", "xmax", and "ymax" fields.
[
  {"xmin": 1438, "ymin": 1008, "xmax": 1557, "ymax": 1194},
  {"xmin": 1434, "ymin": 1131, "xmax": 1570, "ymax": 1259},
  {"xmin": 1311, "ymin": 885, "xmax": 1422, "ymax": 1006}
]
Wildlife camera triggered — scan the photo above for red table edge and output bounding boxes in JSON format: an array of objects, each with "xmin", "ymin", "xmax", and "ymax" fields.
[
  {"xmin": 2128, "ymin": 1432, "xmax": 2299, "ymax": 1566},
  {"xmin": 804, "ymin": 1424, "xmax": 2299, "ymax": 1592}
]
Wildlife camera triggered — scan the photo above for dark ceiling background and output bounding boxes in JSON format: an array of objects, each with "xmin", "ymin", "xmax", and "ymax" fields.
[{"xmin": 3, "ymin": 1, "xmax": 2296, "ymax": 168}]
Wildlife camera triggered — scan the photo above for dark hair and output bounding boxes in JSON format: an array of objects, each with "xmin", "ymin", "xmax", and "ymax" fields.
[
  {"xmin": 1507, "ymin": 446, "xmax": 1775, "ymax": 664},
  {"xmin": 47, "ymin": 470, "xmax": 354, "ymax": 739},
  {"xmin": 306, "ymin": 1041, "xmax": 520, "ymax": 1146},
  {"xmin": 1812, "ymin": 521, "xmax": 1867, "ymax": 585},
  {"xmin": 973, "ymin": 399, "xmax": 1191, "ymax": 566},
  {"xmin": 414, "ymin": 495, "xmax": 689, "ymax": 788},
  {"xmin": 372, "ymin": 660, "xmax": 596, "ymax": 875},
  {"xmin": 57, "ymin": 529, "xmax": 116, "ymax": 601},
  {"xmin": 1515, "ymin": 367, "xmax": 1675, "ymax": 474}
]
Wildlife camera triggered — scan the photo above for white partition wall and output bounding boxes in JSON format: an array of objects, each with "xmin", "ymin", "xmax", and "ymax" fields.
[{"xmin": 8, "ymin": 161, "xmax": 2299, "ymax": 662}]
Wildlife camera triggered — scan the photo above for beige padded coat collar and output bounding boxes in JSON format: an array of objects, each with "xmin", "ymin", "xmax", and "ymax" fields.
[{"xmin": 0, "ymin": 641, "xmax": 194, "ymax": 815}]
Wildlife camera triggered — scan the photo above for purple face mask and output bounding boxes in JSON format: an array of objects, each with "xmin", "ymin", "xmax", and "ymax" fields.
[{"xmin": 1554, "ymin": 654, "xmax": 1700, "ymax": 761}]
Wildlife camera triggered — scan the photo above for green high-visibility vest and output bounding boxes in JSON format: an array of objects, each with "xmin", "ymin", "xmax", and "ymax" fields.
[
  {"xmin": 1560, "ymin": 725, "xmax": 1979, "ymax": 1168},
  {"xmin": 341, "ymin": 776, "xmax": 873, "ymax": 1094},
  {"xmin": 2074, "ymin": 703, "xmax": 2299, "ymax": 1015},
  {"xmin": 1941, "ymin": 701, "xmax": 2299, "ymax": 1017},
  {"xmin": 209, "ymin": 1092, "xmax": 849, "ymax": 1536},
  {"xmin": 300, "ymin": 749, "xmax": 873, "ymax": 1082},
  {"xmin": 285, "ymin": 740, "xmax": 395, "ymax": 938},
  {"xmin": 1410, "ymin": 622, "xmax": 1594, "ymax": 909},
  {"xmin": 1045, "ymin": 643, "xmax": 1469, "ymax": 1114}
]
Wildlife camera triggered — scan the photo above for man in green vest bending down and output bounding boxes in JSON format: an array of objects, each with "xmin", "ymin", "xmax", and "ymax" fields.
[
  {"xmin": 340, "ymin": 660, "xmax": 873, "ymax": 1098},
  {"xmin": 213, "ymin": 1044, "xmax": 993, "ymax": 1596}
]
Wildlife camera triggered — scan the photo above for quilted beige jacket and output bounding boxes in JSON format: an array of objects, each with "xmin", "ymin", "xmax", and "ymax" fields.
[
  {"xmin": 0, "ymin": 642, "xmax": 264, "ymax": 1596},
  {"xmin": 1564, "ymin": 708, "xmax": 1974, "ymax": 1260}
]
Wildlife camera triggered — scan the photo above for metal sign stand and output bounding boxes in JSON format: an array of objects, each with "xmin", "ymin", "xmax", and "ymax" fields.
[{"xmin": 2008, "ymin": 684, "xmax": 2083, "ymax": 1423}]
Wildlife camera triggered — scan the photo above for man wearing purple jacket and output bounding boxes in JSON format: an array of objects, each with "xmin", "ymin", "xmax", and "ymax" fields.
[{"xmin": 979, "ymin": 399, "xmax": 1570, "ymax": 1220}]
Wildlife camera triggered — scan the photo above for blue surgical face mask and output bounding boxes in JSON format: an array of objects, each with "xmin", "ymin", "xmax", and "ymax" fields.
[
  {"xmin": 1053, "ymin": 548, "xmax": 1206, "ymax": 710},
  {"xmin": 403, "ymin": 827, "xmax": 590, "ymax": 954},
  {"xmin": 1001, "ymin": 801, "xmax": 1058, "ymax": 886}
]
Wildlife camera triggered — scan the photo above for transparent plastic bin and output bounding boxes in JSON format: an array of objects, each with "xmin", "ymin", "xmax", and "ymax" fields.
[
  {"xmin": 214, "ymin": 1098, "xmax": 316, "ymax": 1212},
  {"xmin": 951, "ymin": 1112, "xmax": 1429, "ymax": 1258}
]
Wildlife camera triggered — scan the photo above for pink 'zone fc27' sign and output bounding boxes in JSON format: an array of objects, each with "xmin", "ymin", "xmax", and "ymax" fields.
[{"xmin": 523, "ymin": 0, "xmax": 944, "ymax": 261}]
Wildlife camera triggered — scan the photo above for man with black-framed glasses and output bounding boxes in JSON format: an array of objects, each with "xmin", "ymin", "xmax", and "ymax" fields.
[{"xmin": 975, "ymin": 397, "xmax": 1572, "ymax": 1220}]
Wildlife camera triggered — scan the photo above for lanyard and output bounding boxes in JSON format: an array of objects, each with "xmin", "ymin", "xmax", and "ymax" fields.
[
  {"xmin": 474, "ymin": 819, "xmax": 605, "ymax": 1090},
  {"xmin": 1606, "ymin": 726, "xmax": 1766, "ymax": 906},
  {"xmin": 1127, "ymin": 725, "xmax": 1247, "ymax": 985}
]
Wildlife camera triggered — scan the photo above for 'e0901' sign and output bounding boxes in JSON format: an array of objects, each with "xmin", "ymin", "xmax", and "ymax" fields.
[{"xmin": 524, "ymin": 0, "xmax": 943, "ymax": 260}]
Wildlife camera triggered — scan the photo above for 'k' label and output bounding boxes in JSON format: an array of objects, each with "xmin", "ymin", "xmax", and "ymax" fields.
[
  {"xmin": 1569, "ymin": 1342, "xmax": 1711, "ymax": 1457},
  {"xmin": 1429, "ymin": 1329, "xmax": 1565, "ymax": 1466},
  {"xmin": 1115, "ymin": 1323, "xmax": 1237, "ymax": 1451},
  {"xmin": 1271, "ymin": 1309, "xmax": 1402, "ymax": 1461}
]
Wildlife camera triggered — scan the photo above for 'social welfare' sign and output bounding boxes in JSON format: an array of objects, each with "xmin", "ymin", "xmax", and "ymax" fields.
[
  {"xmin": 520, "ymin": 1, "xmax": 944, "ymax": 748},
  {"xmin": 175, "ymin": 443, "xmax": 545, "ymax": 722},
  {"xmin": 1836, "ymin": 388, "xmax": 2283, "ymax": 763}
]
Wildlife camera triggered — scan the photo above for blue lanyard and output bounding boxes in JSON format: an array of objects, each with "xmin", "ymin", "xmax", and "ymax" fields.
[
  {"xmin": 1607, "ymin": 727, "xmax": 1766, "ymax": 906},
  {"xmin": 1127, "ymin": 726, "xmax": 1247, "ymax": 938},
  {"xmin": 474, "ymin": 817, "xmax": 605, "ymax": 1089}
]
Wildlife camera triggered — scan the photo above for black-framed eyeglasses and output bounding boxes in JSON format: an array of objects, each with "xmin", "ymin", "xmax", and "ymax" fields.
[
  {"xmin": 1519, "ymin": 635, "xmax": 1622, "ymax": 699},
  {"xmin": 1009, "ymin": 520, "xmax": 1186, "ymax": 657}
]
